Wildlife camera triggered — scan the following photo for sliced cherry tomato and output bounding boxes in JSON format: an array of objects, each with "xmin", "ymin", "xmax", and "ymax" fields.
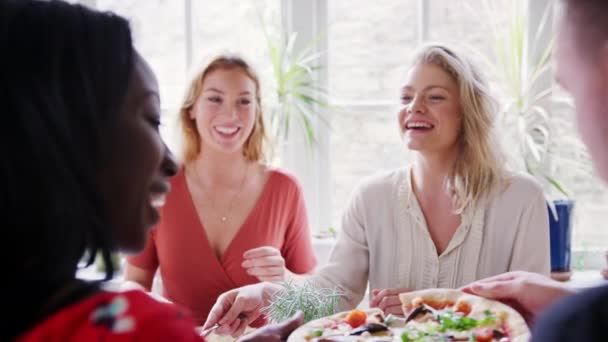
[
  {"xmin": 473, "ymin": 327, "xmax": 495, "ymax": 342},
  {"xmin": 345, "ymin": 309, "xmax": 367, "ymax": 328}
]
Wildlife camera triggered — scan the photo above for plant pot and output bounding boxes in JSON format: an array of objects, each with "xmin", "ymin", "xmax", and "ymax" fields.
[{"xmin": 548, "ymin": 199, "xmax": 574, "ymax": 281}]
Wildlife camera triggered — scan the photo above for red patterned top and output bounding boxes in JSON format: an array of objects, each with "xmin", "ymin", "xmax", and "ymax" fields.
[{"xmin": 16, "ymin": 290, "xmax": 203, "ymax": 341}]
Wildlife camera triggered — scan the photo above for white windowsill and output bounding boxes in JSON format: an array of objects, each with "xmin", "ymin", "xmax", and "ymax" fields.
[{"xmin": 564, "ymin": 270, "xmax": 608, "ymax": 290}]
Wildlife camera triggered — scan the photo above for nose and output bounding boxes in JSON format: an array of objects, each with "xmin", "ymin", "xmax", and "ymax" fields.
[
  {"xmin": 223, "ymin": 101, "xmax": 239, "ymax": 119},
  {"xmin": 408, "ymin": 95, "xmax": 425, "ymax": 114},
  {"xmin": 161, "ymin": 142, "xmax": 178, "ymax": 178}
]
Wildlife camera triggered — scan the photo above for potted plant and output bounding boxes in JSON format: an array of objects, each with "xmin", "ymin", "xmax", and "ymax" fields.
[
  {"xmin": 477, "ymin": 0, "xmax": 590, "ymax": 280},
  {"xmin": 260, "ymin": 22, "xmax": 332, "ymax": 163}
]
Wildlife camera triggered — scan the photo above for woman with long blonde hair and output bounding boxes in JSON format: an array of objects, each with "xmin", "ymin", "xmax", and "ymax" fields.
[
  {"xmin": 124, "ymin": 54, "xmax": 317, "ymax": 326},
  {"xmin": 203, "ymin": 44, "xmax": 550, "ymax": 334}
]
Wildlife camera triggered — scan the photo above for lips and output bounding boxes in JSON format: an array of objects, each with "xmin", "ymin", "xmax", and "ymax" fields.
[
  {"xmin": 214, "ymin": 125, "xmax": 241, "ymax": 136},
  {"xmin": 404, "ymin": 119, "xmax": 435, "ymax": 130},
  {"xmin": 149, "ymin": 181, "xmax": 170, "ymax": 208}
]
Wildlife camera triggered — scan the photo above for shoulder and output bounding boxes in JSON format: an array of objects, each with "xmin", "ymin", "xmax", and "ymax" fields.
[
  {"xmin": 532, "ymin": 285, "xmax": 608, "ymax": 341},
  {"xmin": 267, "ymin": 167, "xmax": 302, "ymax": 190},
  {"xmin": 264, "ymin": 167, "xmax": 307, "ymax": 203},
  {"xmin": 492, "ymin": 172, "xmax": 544, "ymax": 204},
  {"xmin": 352, "ymin": 168, "xmax": 407, "ymax": 200},
  {"xmin": 504, "ymin": 172, "xmax": 544, "ymax": 196}
]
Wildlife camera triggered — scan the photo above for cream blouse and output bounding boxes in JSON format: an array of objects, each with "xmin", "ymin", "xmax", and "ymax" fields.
[{"xmin": 312, "ymin": 166, "xmax": 550, "ymax": 309}]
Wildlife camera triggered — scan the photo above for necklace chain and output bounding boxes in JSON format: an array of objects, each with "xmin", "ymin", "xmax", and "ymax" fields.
[{"xmin": 191, "ymin": 164, "xmax": 250, "ymax": 224}]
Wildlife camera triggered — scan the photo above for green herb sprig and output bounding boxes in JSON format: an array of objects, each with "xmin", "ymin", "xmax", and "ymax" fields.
[{"xmin": 263, "ymin": 280, "xmax": 343, "ymax": 324}]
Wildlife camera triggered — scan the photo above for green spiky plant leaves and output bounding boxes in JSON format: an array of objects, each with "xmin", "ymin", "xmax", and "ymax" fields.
[
  {"xmin": 473, "ymin": 0, "xmax": 593, "ymax": 207},
  {"xmin": 261, "ymin": 24, "xmax": 331, "ymax": 151}
]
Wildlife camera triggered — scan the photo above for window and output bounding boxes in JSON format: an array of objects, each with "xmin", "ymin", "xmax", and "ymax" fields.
[
  {"xmin": 84, "ymin": 0, "xmax": 608, "ymax": 266},
  {"xmin": 328, "ymin": 0, "xmax": 418, "ymax": 105},
  {"xmin": 97, "ymin": 0, "xmax": 187, "ymax": 110},
  {"xmin": 94, "ymin": 0, "xmax": 280, "ymax": 156}
]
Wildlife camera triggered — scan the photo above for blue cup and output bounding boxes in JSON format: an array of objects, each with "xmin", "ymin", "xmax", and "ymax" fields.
[{"xmin": 548, "ymin": 200, "xmax": 574, "ymax": 273}]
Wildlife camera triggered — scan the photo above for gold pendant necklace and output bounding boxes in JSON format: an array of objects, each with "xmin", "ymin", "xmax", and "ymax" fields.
[{"xmin": 199, "ymin": 164, "xmax": 250, "ymax": 224}]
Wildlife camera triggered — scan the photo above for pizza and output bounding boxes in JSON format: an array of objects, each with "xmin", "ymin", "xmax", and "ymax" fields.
[{"xmin": 287, "ymin": 289, "xmax": 530, "ymax": 341}]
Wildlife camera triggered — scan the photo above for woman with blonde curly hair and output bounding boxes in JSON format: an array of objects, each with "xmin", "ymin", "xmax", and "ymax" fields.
[
  {"xmin": 124, "ymin": 54, "xmax": 316, "ymax": 325},
  {"xmin": 204, "ymin": 44, "xmax": 550, "ymax": 335}
]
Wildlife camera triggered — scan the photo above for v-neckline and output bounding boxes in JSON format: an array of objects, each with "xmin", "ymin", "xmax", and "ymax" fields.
[
  {"xmin": 402, "ymin": 166, "xmax": 473, "ymax": 258},
  {"xmin": 183, "ymin": 169, "xmax": 276, "ymax": 265}
]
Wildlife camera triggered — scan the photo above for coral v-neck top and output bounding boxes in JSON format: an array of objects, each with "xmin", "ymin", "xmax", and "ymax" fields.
[{"xmin": 127, "ymin": 168, "xmax": 317, "ymax": 324}]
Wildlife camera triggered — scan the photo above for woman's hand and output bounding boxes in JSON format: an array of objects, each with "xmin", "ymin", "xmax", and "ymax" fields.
[
  {"xmin": 203, "ymin": 282, "xmax": 282, "ymax": 338},
  {"xmin": 461, "ymin": 271, "xmax": 574, "ymax": 325},
  {"xmin": 369, "ymin": 287, "xmax": 411, "ymax": 316},
  {"xmin": 242, "ymin": 247, "xmax": 288, "ymax": 283}
]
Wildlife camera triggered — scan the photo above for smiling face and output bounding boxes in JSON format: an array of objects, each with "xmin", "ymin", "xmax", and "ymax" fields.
[
  {"xmin": 189, "ymin": 68, "xmax": 258, "ymax": 157},
  {"xmin": 398, "ymin": 63, "xmax": 463, "ymax": 155},
  {"xmin": 556, "ymin": 15, "xmax": 608, "ymax": 181},
  {"xmin": 99, "ymin": 54, "xmax": 178, "ymax": 252}
]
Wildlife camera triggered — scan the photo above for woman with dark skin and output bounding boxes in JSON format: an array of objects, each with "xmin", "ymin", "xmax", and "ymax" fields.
[{"xmin": 1, "ymin": 1, "xmax": 300, "ymax": 341}]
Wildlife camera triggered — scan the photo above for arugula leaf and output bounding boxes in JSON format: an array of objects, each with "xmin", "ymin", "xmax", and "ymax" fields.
[{"xmin": 437, "ymin": 310, "xmax": 479, "ymax": 331}]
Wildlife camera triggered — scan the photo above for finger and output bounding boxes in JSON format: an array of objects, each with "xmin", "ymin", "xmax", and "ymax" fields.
[
  {"xmin": 379, "ymin": 295, "xmax": 402, "ymax": 311},
  {"xmin": 203, "ymin": 292, "xmax": 236, "ymax": 329},
  {"xmin": 228, "ymin": 317, "xmax": 244, "ymax": 338},
  {"xmin": 243, "ymin": 246, "xmax": 280, "ymax": 259},
  {"xmin": 242, "ymin": 256, "xmax": 285, "ymax": 268},
  {"xmin": 257, "ymin": 276, "xmax": 284, "ymax": 283},
  {"xmin": 216, "ymin": 320, "xmax": 239, "ymax": 336},
  {"xmin": 221, "ymin": 318, "xmax": 240, "ymax": 337},
  {"xmin": 246, "ymin": 266, "xmax": 284, "ymax": 277},
  {"xmin": 219, "ymin": 298, "xmax": 254, "ymax": 326},
  {"xmin": 383, "ymin": 304, "xmax": 405, "ymax": 316},
  {"xmin": 467, "ymin": 280, "xmax": 518, "ymax": 300},
  {"xmin": 372, "ymin": 289, "xmax": 380, "ymax": 296},
  {"xmin": 370, "ymin": 288, "xmax": 410, "ymax": 307},
  {"xmin": 466, "ymin": 272, "xmax": 522, "ymax": 288},
  {"xmin": 232, "ymin": 317, "xmax": 250, "ymax": 338}
]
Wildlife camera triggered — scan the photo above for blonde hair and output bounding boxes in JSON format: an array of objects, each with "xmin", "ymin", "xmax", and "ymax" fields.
[
  {"xmin": 411, "ymin": 44, "xmax": 506, "ymax": 213},
  {"xmin": 178, "ymin": 54, "xmax": 267, "ymax": 164}
]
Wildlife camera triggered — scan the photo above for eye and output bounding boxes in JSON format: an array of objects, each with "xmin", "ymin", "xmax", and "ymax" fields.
[
  {"xmin": 428, "ymin": 95, "xmax": 445, "ymax": 101},
  {"xmin": 400, "ymin": 95, "xmax": 413, "ymax": 104},
  {"xmin": 147, "ymin": 115, "xmax": 162, "ymax": 130},
  {"xmin": 207, "ymin": 96, "xmax": 222, "ymax": 103},
  {"xmin": 239, "ymin": 98, "xmax": 252, "ymax": 106}
]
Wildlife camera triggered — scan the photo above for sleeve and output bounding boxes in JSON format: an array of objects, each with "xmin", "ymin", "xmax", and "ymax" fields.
[
  {"xmin": 126, "ymin": 228, "xmax": 160, "ymax": 271},
  {"xmin": 281, "ymin": 178, "xmax": 317, "ymax": 274},
  {"xmin": 309, "ymin": 184, "xmax": 370, "ymax": 310},
  {"xmin": 129, "ymin": 294, "xmax": 204, "ymax": 342},
  {"xmin": 508, "ymin": 184, "xmax": 551, "ymax": 276}
]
